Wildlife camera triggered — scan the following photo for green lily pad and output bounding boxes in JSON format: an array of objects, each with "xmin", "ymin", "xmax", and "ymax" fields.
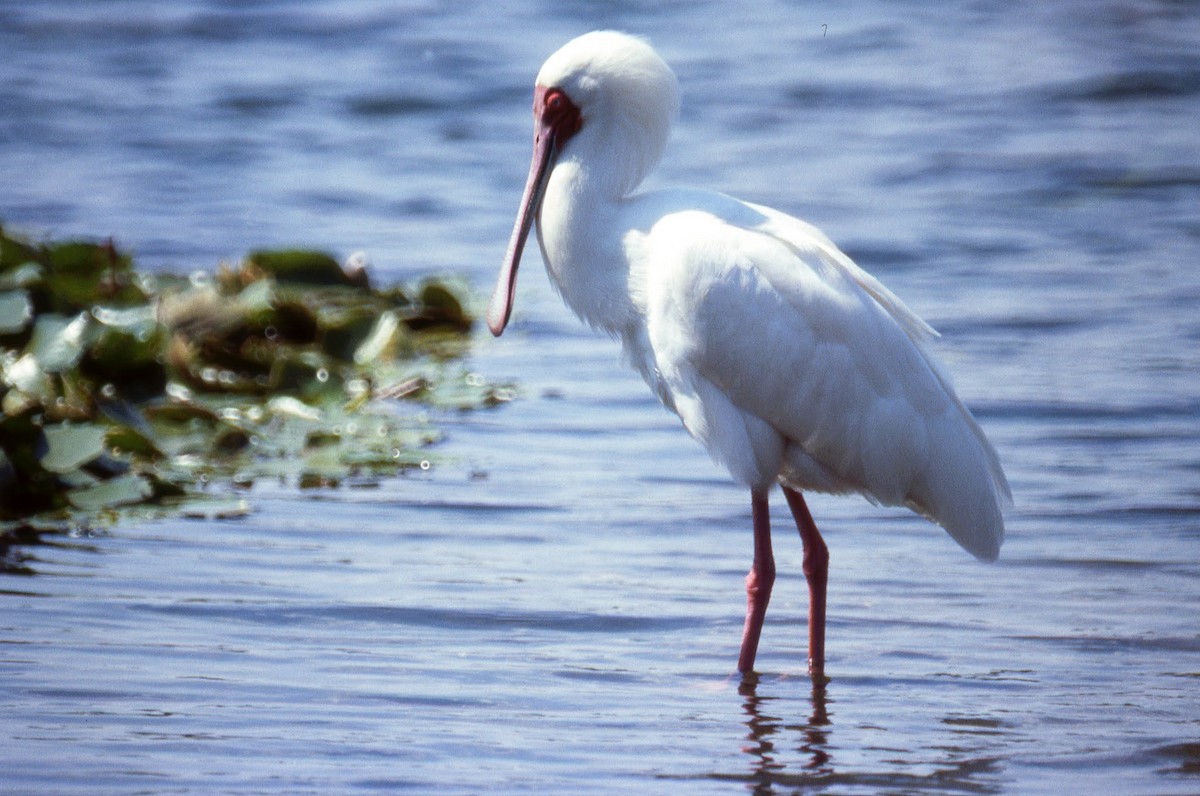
[
  {"xmin": 40, "ymin": 423, "xmax": 108, "ymax": 473},
  {"xmin": 0, "ymin": 290, "xmax": 32, "ymax": 334},
  {"xmin": 414, "ymin": 280, "xmax": 469, "ymax": 331},
  {"xmin": 245, "ymin": 249, "xmax": 353, "ymax": 286},
  {"xmin": 267, "ymin": 395, "xmax": 322, "ymax": 422},
  {"xmin": 27, "ymin": 312, "xmax": 89, "ymax": 373},
  {"xmin": 0, "ymin": 261, "xmax": 44, "ymax": 291},
  {"xmin": 1, "ymin": 387, "xmax": 40, "ymax": 417},
  {"xmin": 67, "ymin": 472, "xmax": 154, "ymax": 511},
  {"xmin": 2, "ymin": 353, "xmax": 54, "ymax": 405},
  {"xmin": 178, "ymin": 497, "xmax": 251, "ymax": 520},
  {"xmin": 42, "ymin": 239, "xmax": 143, "ymax": 311},
  {"xmin": 353, "ymin": 310, "xmax": 404, "ymax": 365},
  {"xmin": 1, "ymin": 225, "xmax": 41, "ymax": 268}
]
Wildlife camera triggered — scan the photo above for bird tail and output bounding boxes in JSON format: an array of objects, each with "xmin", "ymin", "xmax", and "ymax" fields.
[{"xmin": 908, "ymin": 408, "xmax": 1010, "ymax": 561}]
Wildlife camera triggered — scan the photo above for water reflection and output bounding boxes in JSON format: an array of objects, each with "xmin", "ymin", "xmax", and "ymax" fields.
[
  {"xmin": 737, "ymin": 674, "xmax": 833, "ymax": 793},
  {"xmin": 733, "ymin": 675, "xmax": 1005, "ymax": 794}
]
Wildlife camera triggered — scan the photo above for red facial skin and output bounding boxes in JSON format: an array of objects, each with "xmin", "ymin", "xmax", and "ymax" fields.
[{"xmin": 487, "ymin": 86, "xmax": 582, "ymax": 336}]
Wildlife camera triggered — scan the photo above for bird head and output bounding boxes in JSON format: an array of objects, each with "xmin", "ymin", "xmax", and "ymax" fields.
[{"xmin": 488, "ymin": 31, "xmax": 679, "ymax": 336}]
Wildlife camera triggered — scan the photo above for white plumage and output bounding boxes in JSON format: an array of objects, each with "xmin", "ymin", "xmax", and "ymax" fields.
[{"xmin": 488, "ymin": 31, "xmax": 1010, "ymax": 676}]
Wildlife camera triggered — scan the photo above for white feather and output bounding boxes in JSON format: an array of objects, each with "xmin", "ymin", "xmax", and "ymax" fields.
[{"xmin": 530, "ymin": 31, "xmax": 1010, "ymax": 561}]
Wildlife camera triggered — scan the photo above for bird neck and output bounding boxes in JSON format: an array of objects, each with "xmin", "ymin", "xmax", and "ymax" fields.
[{"xmin": 536, "ymin": 158, "xmax": 638, "ymax": 336}]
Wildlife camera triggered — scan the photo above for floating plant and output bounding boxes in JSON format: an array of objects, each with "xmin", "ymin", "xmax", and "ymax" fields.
[{"xmin": 0, "ymin": 224, "xmax": 507, "ymax": 567}]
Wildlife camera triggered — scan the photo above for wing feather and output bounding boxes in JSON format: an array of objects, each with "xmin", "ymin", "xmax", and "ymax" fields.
[{"xmin": 632, "ymin": 201, "xmax": 1008, "ymax": 559}]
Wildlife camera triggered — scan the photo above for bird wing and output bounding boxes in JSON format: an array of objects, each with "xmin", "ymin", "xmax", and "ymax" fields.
[
  {"xmin": 630, "ymin": 200, "xmax": 1008, "ymax": 558},
  {"xmin": 746, "ymin": 201, "xmax": 940, "ymax": 344}
]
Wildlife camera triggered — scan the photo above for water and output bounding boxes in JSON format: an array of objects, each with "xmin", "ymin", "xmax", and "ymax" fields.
[{"xmin": 2, "ymin": 1, "xmax": 1199, "ymax": 793}]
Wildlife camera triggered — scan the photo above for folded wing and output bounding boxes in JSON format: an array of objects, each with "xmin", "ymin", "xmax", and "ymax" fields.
[{"xmin": 635, "ymin": 201, "xmax": 1009, "ymax": 560}]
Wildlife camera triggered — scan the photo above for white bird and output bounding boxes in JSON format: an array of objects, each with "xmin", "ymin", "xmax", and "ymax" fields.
[{"xmin": 488, "ymin": 31, "xmax": 1010, "ymax": 678}]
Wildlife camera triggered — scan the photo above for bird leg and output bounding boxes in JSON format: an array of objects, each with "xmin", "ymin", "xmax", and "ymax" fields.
[
  {"xmin": 783, "ymin": 487, "xmax": 828, "ymax": 678},
  {"xmin": 737, "ymin": 489, "xmax": 775, "ymax": 673}
]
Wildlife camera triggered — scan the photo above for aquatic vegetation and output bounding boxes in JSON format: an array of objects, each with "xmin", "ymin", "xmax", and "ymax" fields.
[{"xmin": 0, "ymin": 224, "xmax": 506, "ymax": 559}]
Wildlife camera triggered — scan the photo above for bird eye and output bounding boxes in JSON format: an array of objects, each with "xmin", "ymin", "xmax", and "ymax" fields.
[{"xmin": 540, "ymin": 88, "xmax": 582, "ymax": 137}]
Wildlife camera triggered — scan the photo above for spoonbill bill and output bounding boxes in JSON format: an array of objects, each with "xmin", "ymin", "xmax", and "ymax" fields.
[{"xmin": 487, "ymin": 31, "xmax": 1010, "ymax": 678}]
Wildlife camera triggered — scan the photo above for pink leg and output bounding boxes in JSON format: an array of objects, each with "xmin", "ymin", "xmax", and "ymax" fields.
[
  {"xmin": 737, "ymin": 489, "xmax": 775, "ymax": 673},
  {"xmin": 783, "ymin": 487, "xmax": 828, "ymax": 678}
]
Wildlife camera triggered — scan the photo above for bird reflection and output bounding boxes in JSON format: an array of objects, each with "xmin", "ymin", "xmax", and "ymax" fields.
[{"xmin": 738, "ymin": 673, "xmax": 833, "ymax": 792}]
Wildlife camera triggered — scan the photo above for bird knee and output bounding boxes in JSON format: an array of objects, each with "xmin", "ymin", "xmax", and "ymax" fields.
[
  {"xmin": 802, "ymin": 542, "xmax": 828, "ymax": 583},
  {"xmin": 745, "ymin": 562, "xmax": 776, "ymax": 598}
]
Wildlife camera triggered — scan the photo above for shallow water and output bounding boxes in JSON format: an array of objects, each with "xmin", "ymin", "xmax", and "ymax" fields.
[{"xmin": 2, "ymin": 1, "xmax": 1199, "ymax": 793}]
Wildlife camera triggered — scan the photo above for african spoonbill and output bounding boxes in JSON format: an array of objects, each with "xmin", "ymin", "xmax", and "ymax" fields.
[{"xmin": 487, "ymin": 31, "xmax": 1010, "ymax": 678}]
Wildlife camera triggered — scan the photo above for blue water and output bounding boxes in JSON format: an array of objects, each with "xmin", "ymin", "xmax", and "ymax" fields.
[{"xmin": 2, "ymin": 1, "xmax": 1199, "ymax": 793}]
